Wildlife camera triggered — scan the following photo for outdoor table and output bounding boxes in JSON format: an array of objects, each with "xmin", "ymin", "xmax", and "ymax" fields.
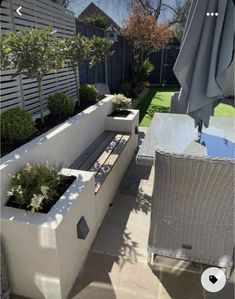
[
  {"xmin": 137, "ymin": 113, "xmax": 234, "ymax": 278},
  {"xmin": 136, "ymin": 113, "xmax": 234, "ymax": 165}
]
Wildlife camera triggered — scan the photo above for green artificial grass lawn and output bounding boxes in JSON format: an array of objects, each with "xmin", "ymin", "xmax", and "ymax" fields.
[
  {"xmin": 138, "ymin": 86, "xmax": 235, "ymax": 127},
  {"xmin": 214, "ymin": 103, "xmax": 235, "ymax": 117}
]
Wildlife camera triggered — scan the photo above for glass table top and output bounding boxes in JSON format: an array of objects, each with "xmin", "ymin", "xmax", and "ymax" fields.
[{"xmin": 136, "ymin": 113, "xmax": 235, "ymax": 166}]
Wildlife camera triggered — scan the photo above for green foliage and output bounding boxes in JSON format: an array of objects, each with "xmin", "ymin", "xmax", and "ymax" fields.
[
  {"xmin": 6, "ymin": 163, "xmax": 62, "ymax": 213},
  {"xmin": 0, "ymin": 35, "xmax": 13, "ymax": 70},
  {"xmin": 1, "ymin": 107, "xmax": 36, "ymax": 143},
  {"xmin": 112, "ymin": 94, "xmax": 131, "ymax": 110},
  {"xmin": 135, "ymin": 59, "xmax": 154, "ymax": 84},
  {"xmin": 79, "ymin": 84, "xmax": 98, "ymax": 104},
  {"xmin": 2, "ymin": 27, "xmax": 64, "ymax": 79},
  {"xmin": 86, "ymin": 36, "xmax": 112, "ymax": 68},
  {"xmin": 119, "ymin": 59, "xmax": 154, "ymax": 98},
  {"xmin": 119, "ymin": 79, "xmax": 141, "ymax": 98},
  {"xmin": 63, "ymin": 34, "xmax": 87, "ymax": 69},
  {"xmin": 1, "ymin": 27, "xmax": 65, "ymax": 122},
  {"xmin": 79, "ymin": 14, "xmax": 110, "ymax": 29},
  {"xmin": 146, "ymin": 104, "xmax": 170, "ymax": 118},
  {"xmin": 119, "ymin": 81, "xmax": 134, "ymax": 98},
  {"xmin": 62, "ymin": 34, "xmax": 89, "ymax": 101},
  {"xmin": 48, "ymin": 93, "xmax": 75, "ymax": 119}
]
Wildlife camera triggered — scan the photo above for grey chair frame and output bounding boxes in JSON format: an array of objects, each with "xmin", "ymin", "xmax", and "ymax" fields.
[{"xmin": 148, "ymin": 148, "xmax": 234, "ymax": 278}]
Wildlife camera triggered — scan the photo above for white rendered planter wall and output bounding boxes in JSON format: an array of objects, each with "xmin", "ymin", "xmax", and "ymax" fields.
[
  {"xmin": 0, "ymin": 97, "xmax": 113, "ymax": 206},
  {"xmin": 1, "ymin": 169, "xmax": 96, "ymax": 299},
  {"xmin": 0, "ymin": 98, "xmax": 139, "ymax": 299},
  {"xmin": 105, "ymin": 109, "xmax": 139, "ymax": 134},
  {"xmin": 97, "ymin": 109, "xmax": 139, "ymax": 228}
]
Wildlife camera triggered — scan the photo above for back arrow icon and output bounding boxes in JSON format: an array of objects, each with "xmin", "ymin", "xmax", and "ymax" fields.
[{"xmin": 16, "ymin": 6, "xmax": 22, "ymax": 16}]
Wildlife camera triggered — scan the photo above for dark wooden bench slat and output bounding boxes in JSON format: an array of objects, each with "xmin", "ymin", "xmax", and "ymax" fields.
[
  {"xmin": 95, "ymin": 134, "xmax": 131, "ymax": 193},
  {"xmin": 70, "ymin": 131, "xmax": 112, "ymax": 170},
  {"xmin": 79, "ymin": 132, "xmax": 117, "ymax": 171},
  {"xmin": 88, "ymin": 133, "xmax": 124, "ymax": 174}
]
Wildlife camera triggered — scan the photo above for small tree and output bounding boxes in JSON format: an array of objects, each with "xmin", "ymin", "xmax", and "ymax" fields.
[
  {"xmin": 86, "ymin": 36, "xmax": 112, "ymax": 85},
  {"xmin": 122, "ymin": 6, "xmax": 173, "ymax": 62},
  {"xmin": 63, "ymin": 34, "xmax": 88, "ymax": 102},
  {"xmin": 0, "ymin": 27, "xmax": 64, "ymax": 123}
]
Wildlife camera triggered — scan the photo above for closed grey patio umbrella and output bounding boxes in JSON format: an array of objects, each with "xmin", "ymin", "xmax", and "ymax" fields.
[{"xmin": 173, "ymin": 0, "xmax": 234, "ymax": 129}]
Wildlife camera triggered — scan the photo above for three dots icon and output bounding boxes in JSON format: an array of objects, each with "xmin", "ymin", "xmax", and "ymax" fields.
[{"xmin": 206, "ymin": 12, "xmax": 219, "ymax": 16}]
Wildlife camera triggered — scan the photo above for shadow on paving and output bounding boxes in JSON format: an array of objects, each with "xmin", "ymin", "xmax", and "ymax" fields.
[
  {"xmin": 69, "ymin": 133, "xmax": 153, "ymax": 298},
  {"xmin": 118, "ymin": 129, "xmax": 152, "ymax": 198},
  {"xmin": 151, "ymin": 260, "xmax": 235, "ymax": 299},
  {"xmin": 151, "ymin": 261, "xmax": 204, "ymax": 299},
  {"xmin": 68, "ymin": 252, "xmax": 118, "ymax": 299}
]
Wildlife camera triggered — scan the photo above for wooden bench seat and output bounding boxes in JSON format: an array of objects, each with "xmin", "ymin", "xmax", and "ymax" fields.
[{"xmin": 70, "ymin": 131, "xmax": 131, "ymax": 193}]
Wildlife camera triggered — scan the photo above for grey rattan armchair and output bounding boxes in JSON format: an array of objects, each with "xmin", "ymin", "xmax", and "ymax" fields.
[{"xmin": 148, "ymin": 148, "xmax": 234, "ymax": 278}]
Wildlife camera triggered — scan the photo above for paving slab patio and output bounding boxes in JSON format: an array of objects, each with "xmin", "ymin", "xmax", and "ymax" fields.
[
  {"xmin": 69, "ymin": 128, "xmax": 234, "ymax": 299},
  {"xmin": 11, "ymin": 128, "xmax": 235, "ymax": 299}
]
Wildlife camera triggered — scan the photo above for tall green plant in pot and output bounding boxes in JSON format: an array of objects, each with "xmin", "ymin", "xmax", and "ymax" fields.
[
  {"xmin": 86, "ymin": 36, "xmax": 112, "ymax": 86},
  {"xmin": 63, "ymin": 34, "xmax": 88, "ymax": 103},
  {"xmin": 0, "ymin": 27, "xmax": 65, "ymax": 124},
  {"xmin": 134, "ymin": 58, "xmax": 154, "ymax": 93}
]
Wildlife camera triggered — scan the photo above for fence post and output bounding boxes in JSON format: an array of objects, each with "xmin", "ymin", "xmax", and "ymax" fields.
[
  {"xmin": 159, "ymin": 48, "xmax": 164, "ymax": 86},
  {"xmin": 105, "ymin": 56, "xmax": 108, "ymax": 85},
  {"xmin": 122, "ymin": 38, "xmax": 125, "ymax": 83}
]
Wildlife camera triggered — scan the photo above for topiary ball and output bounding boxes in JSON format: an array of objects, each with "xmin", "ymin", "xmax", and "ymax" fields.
[
  {"xmin": 79, "ymin": 84, "xmax": 98, "ymax": 104},
  {"xmin": 1, "ymin": 107, "xmax": 36, "ymax": 143},
  {"xmin": 47, "ymin": 92, "xmax": 75, "ymax": 119}
]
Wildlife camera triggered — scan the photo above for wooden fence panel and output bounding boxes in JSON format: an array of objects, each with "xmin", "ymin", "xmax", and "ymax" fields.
[
  {"xmin": 0, "ymin": 0, "xmax": 77, "ymax": 117},
  {"xmin": 148, "ymin": 46, "xmax": 180, "ymax": 85},
  {"xmin": 76, "ymin": 20, "xmax": 134, "ymax": 93}
]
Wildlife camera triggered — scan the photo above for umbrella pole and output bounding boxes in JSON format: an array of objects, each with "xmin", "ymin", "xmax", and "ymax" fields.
[
  {"xmin": 195, "ymin": 122, "xmax": 203, "ymax": 142},
  {"xmin": 198, "ymin": 122, "xmax": 203, "ymax": 134}
]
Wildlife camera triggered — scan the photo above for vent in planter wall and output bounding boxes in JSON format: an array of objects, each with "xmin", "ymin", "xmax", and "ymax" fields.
[{"xmin": 77, "ymin": 217, "xmax": 89, "ymax": 240}]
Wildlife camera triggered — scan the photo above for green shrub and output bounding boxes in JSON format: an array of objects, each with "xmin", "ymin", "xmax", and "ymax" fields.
[
  {"xmin": 135, "ymin": 59, "xmax": 154, "ymax": 83},
  {"xmin": 112, "ymin": 94, "xmax": 131, "ymax": 110},
  {"xmin": 6, "ymin": 163, "xmax": 62, "ymax": 213},
  {"xmin": 119, "ymin": 81, "xmax": 133, "ymax": 98},
  {"xmin": 1, "ymin": 107, "xmax": 36, "ymax": 143},
  {"xmin": 48, "ymin": 93, "xmax": 75, "ymax": 119},
  {"xmin": 119, "ymin": 79, "xmax": 141, "ymax": 98},
  {"xmin": 119, "ymin": 59, "xmax": 154, "ymax": 98},
  {"xmin": 79, "ymin": 84, "xmax": 98, "ymax": 104},
  {"xmin": 147, "ymin": 105, "xmax": 170, "ymax": 118}
]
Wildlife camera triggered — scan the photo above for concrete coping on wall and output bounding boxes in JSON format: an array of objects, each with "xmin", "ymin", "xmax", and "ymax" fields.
[{"xmin": 1, "ymin": 168, "xmax": 95, "ymax": 229}]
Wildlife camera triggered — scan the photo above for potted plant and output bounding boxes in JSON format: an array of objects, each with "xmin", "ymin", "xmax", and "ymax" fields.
[
  {"xmin": 2, "ymin": 164, "xmax": 96, "ymax": 299},
  {"xmin": 63, "ymin": 34, "xmax": 88, "ymax": 104},
  {"xmin": 86, "ymin": 36, "xmax": 112, "ymax": 86},
  {"xmin": 79, "ymin": 84, "xmax": 99, "ymax": 107},
  {"xmin": 1, "ymin": 27, "xmax": 65, "ymax": 124},
  {"xmin": 109, "ymin": 94, "xmax": 132, "ymax": 117},
  {"xmin": 6, "ymin": 163, "xmax": 75, "ymax": 213}
]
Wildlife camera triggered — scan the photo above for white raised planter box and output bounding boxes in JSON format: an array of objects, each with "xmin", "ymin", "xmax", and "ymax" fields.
[
  {"xmin": 1, "ymin": 169, "xmax": 96, "ymax": 299},
  {"xmin": 106, "ymin": 109, "xmax": 139, "ymax": 134},
  {"xmin": 0, "ymin": 97, "xmax": 113, "ymax": 206},
  {"xmin": 0, "ymin": 97, "xmax": 139, "ymax": 299}
]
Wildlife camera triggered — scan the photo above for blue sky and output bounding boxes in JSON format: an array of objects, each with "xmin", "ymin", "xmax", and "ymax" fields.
[
  {"xmin": 68, "ymin": 0, "xmax": 128, "ymax": 26},
  {"xmin": 68, "ymin": 0, "xmax": 178, "ymax": 27}
]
